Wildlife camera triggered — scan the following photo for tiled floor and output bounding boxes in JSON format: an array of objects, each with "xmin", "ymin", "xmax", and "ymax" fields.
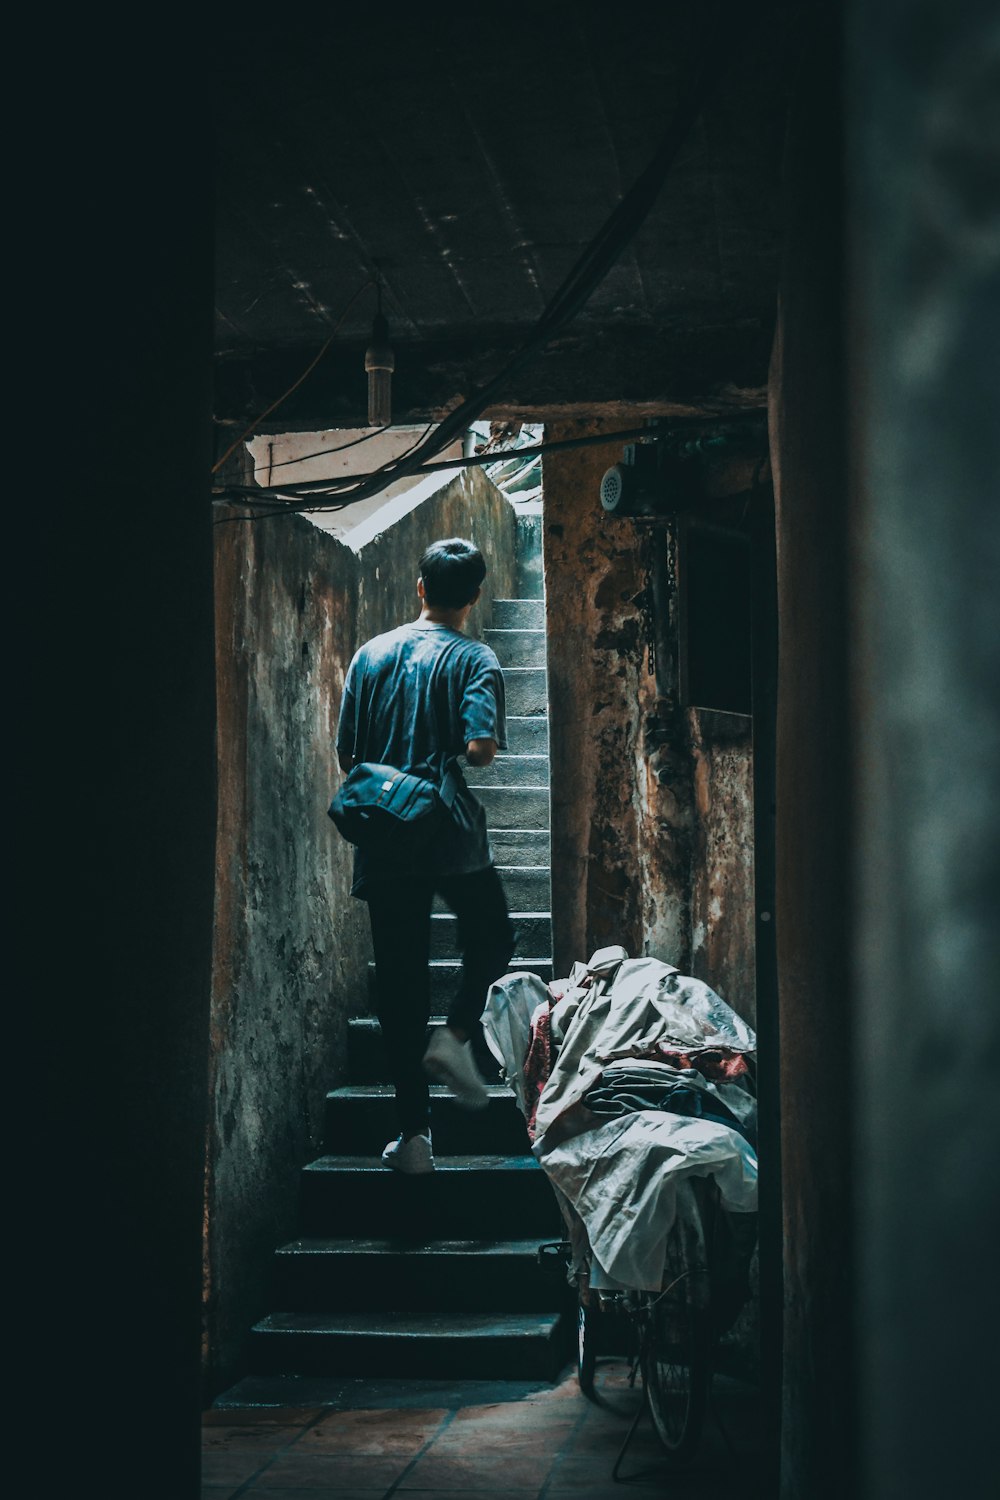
[{"xmin": 203, "ymin": 1361, "xmax": 770, "ymax": 1498}]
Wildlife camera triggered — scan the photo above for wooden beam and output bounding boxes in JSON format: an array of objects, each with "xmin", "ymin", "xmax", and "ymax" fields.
[{"xmin": 213, "ymin": 320, "xmax": 774, "ymax": 434}]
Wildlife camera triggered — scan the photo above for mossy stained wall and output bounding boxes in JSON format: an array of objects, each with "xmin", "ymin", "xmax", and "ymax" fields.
[
  {"xmin": 206, "ymin": 468, "xmax": 516, "ymax": 1394},
  {"xmin": 542, "ymin": 422, "xmax": 756, "ymax": 1023}
]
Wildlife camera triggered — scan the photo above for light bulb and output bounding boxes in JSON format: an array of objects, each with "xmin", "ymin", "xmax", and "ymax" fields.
[{"xmin": 365, "ymin": 312, "xmax": 394, "ymax": 427}]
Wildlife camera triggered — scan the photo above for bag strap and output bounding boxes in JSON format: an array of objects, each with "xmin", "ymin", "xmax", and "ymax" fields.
[{"xmin": 436, "ymin": 753, "xmax": 462, "ymax": 811}]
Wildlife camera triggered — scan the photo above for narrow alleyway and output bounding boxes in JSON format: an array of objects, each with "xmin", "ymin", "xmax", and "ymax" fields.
[
  {"xmin": 216, "ymin": 511, "xmax": 567, "ymax": 1387},
  {"xmin": 204, "ymin": 512, "xmax": 769, "ymax": 1494},
  {"xmin": 203, "ymin": 1360, "xmax": 765, "ymax": 1498}
]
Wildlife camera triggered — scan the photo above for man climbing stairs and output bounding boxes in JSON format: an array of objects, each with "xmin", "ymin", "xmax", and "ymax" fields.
[{"xmin": 246, "ymin": 515, "xmax": 572, "ymax": 1384}]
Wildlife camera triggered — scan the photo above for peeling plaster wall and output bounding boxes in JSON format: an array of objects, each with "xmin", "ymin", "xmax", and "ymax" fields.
[
  {"xmin": 633, "ymin": 641, "xmax": 693, "ymax": 974},
  {"xmin": 543, "ymin": 421, "xmax": 760, "ymax": 1394},
  {"xmin": 205, "ymin": 468, "xmax": 516, "ymax": 1394},
  {"xmin": 543, "ymin": 422, "xmax": 647, "ymax": 972},
  {"xmin": 543, "ymin": 422, "xmax": 755, "ymax": 1025},
  {"xmin": 209, "ymin": 508, "xmax": 365, "ymax": 1398},
  {"xmin": 688, "ymin": 709, "xmax": 756, "ymax": 1023}
]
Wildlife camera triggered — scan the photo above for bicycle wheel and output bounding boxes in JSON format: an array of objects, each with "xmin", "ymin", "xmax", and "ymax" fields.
[
  {"xmin": 641, "ymin": 1238, "xmax": 711, "ymax": 1464},
  {"xmin": 577, "ymin": 1294, "xmax": 597, "ymax": 1395}
]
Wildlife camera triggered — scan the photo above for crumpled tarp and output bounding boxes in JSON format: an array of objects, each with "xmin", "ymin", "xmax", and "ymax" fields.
[
  {"xmin": 583, "ymin": 1059, "xmax": 756, "ymax": 1145},
  {"xmin": 481, "ymin": 969, "xmax": 549, "ymax": 1117},
  {"xmin": 538, "ymin": 1107, "xmax": 757, "ymax": 1289},
  {"xmin": 534, "ymin": 948, "xmax": 756, "ymax": 1146},
  {"xmin": 482, "ymin": 947, "xmax": 759, "ymax": 1292}
]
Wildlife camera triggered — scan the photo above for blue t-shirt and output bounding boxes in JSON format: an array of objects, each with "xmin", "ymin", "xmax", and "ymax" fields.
[{"xmin": 335, "ymin": 621, "xmax": 507, "ymax": 894}]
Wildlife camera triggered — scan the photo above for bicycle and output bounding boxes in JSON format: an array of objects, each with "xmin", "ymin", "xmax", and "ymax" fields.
[{"xmin": 552, "ymin": 1174, "xmax": 732, "ymax": 1473}]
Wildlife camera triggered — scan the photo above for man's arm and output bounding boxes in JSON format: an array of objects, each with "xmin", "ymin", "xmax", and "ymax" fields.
[
  {"xmin": 459, "ymin": 649, "xmax": 506, "ymax": 769},
  {"xmin": 338, "ymin": 751, "xmax": 354, "ymax": 773},
  {"xmin": 465, "ymin": 737, "xmax": 498, "ymax": 768}
]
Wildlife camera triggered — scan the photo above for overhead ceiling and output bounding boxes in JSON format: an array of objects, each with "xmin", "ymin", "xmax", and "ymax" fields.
[{"xmin": 213, "ymin": 3, "xmax": 793, "ymax": 432}]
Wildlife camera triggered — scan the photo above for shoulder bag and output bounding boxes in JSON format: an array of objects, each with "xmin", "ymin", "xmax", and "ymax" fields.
[{"xmin": 327, "ymin": 752, "xmax": 461, "ymax": 855}]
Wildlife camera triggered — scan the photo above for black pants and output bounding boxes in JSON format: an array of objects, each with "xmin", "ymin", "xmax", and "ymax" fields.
[{"xmin": 366, "ymin": 865, "xmax": 515, "ymax": 1139}]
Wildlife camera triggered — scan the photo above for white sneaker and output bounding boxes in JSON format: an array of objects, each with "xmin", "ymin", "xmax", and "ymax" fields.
[
  {"xmin": 423, "ymin": 1027, "xmax": 489, "ymax": 1110},
  {"xmin": 381, "ymin": 1132, "xmax": 435, "ymax": 1174}
]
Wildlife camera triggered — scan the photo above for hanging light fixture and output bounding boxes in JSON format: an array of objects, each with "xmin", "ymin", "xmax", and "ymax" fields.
[{"xmin": 364, "ymin": 272, "xmax": 394, "ymax": 427}]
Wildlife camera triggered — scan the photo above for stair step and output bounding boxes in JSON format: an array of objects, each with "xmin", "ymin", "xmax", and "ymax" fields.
[
  {"xmin": 325, "ymin": 1085, "xmax": 530, "ymax": 1156},
  {"xmin": 504, "ymin": 716, "xmax": 549, "ymax": 754},
  {"xmin": 492, "ymin": 599, "xmax": 544, "ymax": 630},
  {"xmin": 500, "ymin": 866, "xmax": 552, "ymax": 909},
  {"xmin": 430, "ymin": 911, "xmax": 550, "ymax": 959},
  {"xmin": 514, "ymin": 515, "xmax": 544, "ymax": 600},
  {"xmin": 433, "ymin": 864, "xmax": 550, "ymax": 912},
  {"xmin": 269, "ymin": 1237, "xmax": 569, "ymax": 1313},
  {"xmin": 484, "ymin": 629, "xmax": 546, "ymax": 667},
  {"xmin": 350, "ymin": 1014, "xmax": 536, "ymax": 1086},
  {"xmin": 299, "ymin": 1155, "xmax": 562, "ymax": 1238},
  {"xmin": 488, "ymin": 830, "xmax": 551, "ymax": 865},
  {"xmin": 501, "ymin": 667, "xmax": 548, "ymax": 717},
  {"xmin": 248, "ymin": 584, "xmax": 556, "ymax": 1392},
  {"xmin": 368, "ymin": 957, "xmax": 553, "ymax": 1010},
  {"xmin": 348, "ymin": 1016, "xmax": 501, "ymax": 1085},
  {"xmin": 248, "ymin": 1310, "xmax": 567, "ymax": 1380},
  {"xmin": 477, "ymin": 785, "xmax": 549, "ymax": 829},
  {"xmin": 464, "ymin": 752, "xmax": 549, "ymax": 788}
]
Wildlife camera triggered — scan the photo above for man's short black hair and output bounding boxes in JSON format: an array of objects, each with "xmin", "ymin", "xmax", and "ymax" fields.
[{"xmin": 419, "ymin": 538, "xmax": 486, "ymax": 608}]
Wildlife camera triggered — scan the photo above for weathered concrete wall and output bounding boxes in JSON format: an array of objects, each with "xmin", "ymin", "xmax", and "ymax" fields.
[
  {"xmin": 205, "ymin": 468, "xmax": 516, "ymax": 1394},
  {"xmin": 688, "ymin": 709, "xmax": 756, "ymax": 1024},
  {"xmin": 208, "ymin": 508, "xmax": 366, "ymax": 1396},
  {"xmin": 543, "ymin": 422, "xmax": 648, "ymax": 971},
  {"xmin": 633, "ymin": 629, "xmax": 695, "ymax": 977},
  {"xmin": 543, "ymin": 423, "xmax": 755, "ymax": 1022},
  {"xmin": 355, "ymin": 466, "xmax": 517, "ymax": 649},
  {"xmin": 542, "ymin": 429, "xmax": 755, "ymax": 1020}
]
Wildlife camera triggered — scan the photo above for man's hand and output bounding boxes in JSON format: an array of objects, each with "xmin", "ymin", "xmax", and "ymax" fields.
[{"xmin": 465, "ymin": 738, "xmax": 498, "ymax": 768}]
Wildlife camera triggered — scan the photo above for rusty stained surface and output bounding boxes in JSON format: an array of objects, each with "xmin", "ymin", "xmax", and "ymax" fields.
[
  {"xmin": 209, "ymin": 505, "xmax": 367, "ymax": 1392},
  {"xmin": 688, "ymin": 708, "xmax": 755, "ymax": 1023},
  {"xmin": 543, "ymin": 420, "xmax": 646, "ymax": 973},
  {"xmin": 206, "ymin": 469, "xmax": 517, "ymax": 1393},
  {"xmin": 634, "ymin": 722, "xmax": 695, "ymax": 971},
  {"xmin": 543, "ymin": 420, "xmax": 755, "ymax": 1014}
]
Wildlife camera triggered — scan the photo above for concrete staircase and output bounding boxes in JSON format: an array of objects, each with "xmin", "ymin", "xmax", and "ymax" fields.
[{"xmin": 247, "ymin": 514, "xmax": 570, "ymax": 1384}]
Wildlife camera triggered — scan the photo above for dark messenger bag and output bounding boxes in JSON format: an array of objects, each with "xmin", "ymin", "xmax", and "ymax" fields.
[{"xmin": 328, "ymin": 753, "xmax": 461, "ymax": 856}]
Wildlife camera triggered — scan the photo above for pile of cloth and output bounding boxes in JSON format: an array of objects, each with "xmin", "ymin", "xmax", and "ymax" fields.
[{"xmin": 482, "ymin": 947, "xmax": 758, "ymax": 1295}]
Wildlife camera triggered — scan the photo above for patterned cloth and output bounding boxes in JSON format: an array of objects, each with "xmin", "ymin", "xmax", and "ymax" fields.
[
  {"xmin": 651, "ymin": 1045, "xmax": 752, "ymax": 1082},
  {"xmin": 522, "ymin": 1003, "xmax": 555, "ymax": 1141}
]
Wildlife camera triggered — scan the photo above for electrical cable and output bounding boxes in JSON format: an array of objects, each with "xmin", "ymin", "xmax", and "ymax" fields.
[
  {"xmin": 259, "ymin": 424, "xmax": 399, "ymax": 474},
  {"xmin": 211, "ymin": 409, "xmax": 766, "ymax": 522},
  {"xmin": 350, "ymin": 418, "xmax": 436, "ymax": 482},
  {"xmin": 219, "ymin": 424, "xmax": 653, "ymax": 502},
  {"xmin": 261, "ymin": 418, "xmax": 437, "ymax": 484},
  {"xmin": 213, "ymin": 419, "xmax": 441, "ymax": 522},
  {"xmin": 211, "ymin": 276, "xmax": 374, "ymax": 475},
  {"xmin": 214, "ymin": 425, "xmax": 657, "ymax": 513},
  {"xmin": 356, "ymin": 0, "xmax": 738, "ymax": 475},
  {"xmin": 214, "ymin": 0, "xmax": 748, "ymax": 516}
]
